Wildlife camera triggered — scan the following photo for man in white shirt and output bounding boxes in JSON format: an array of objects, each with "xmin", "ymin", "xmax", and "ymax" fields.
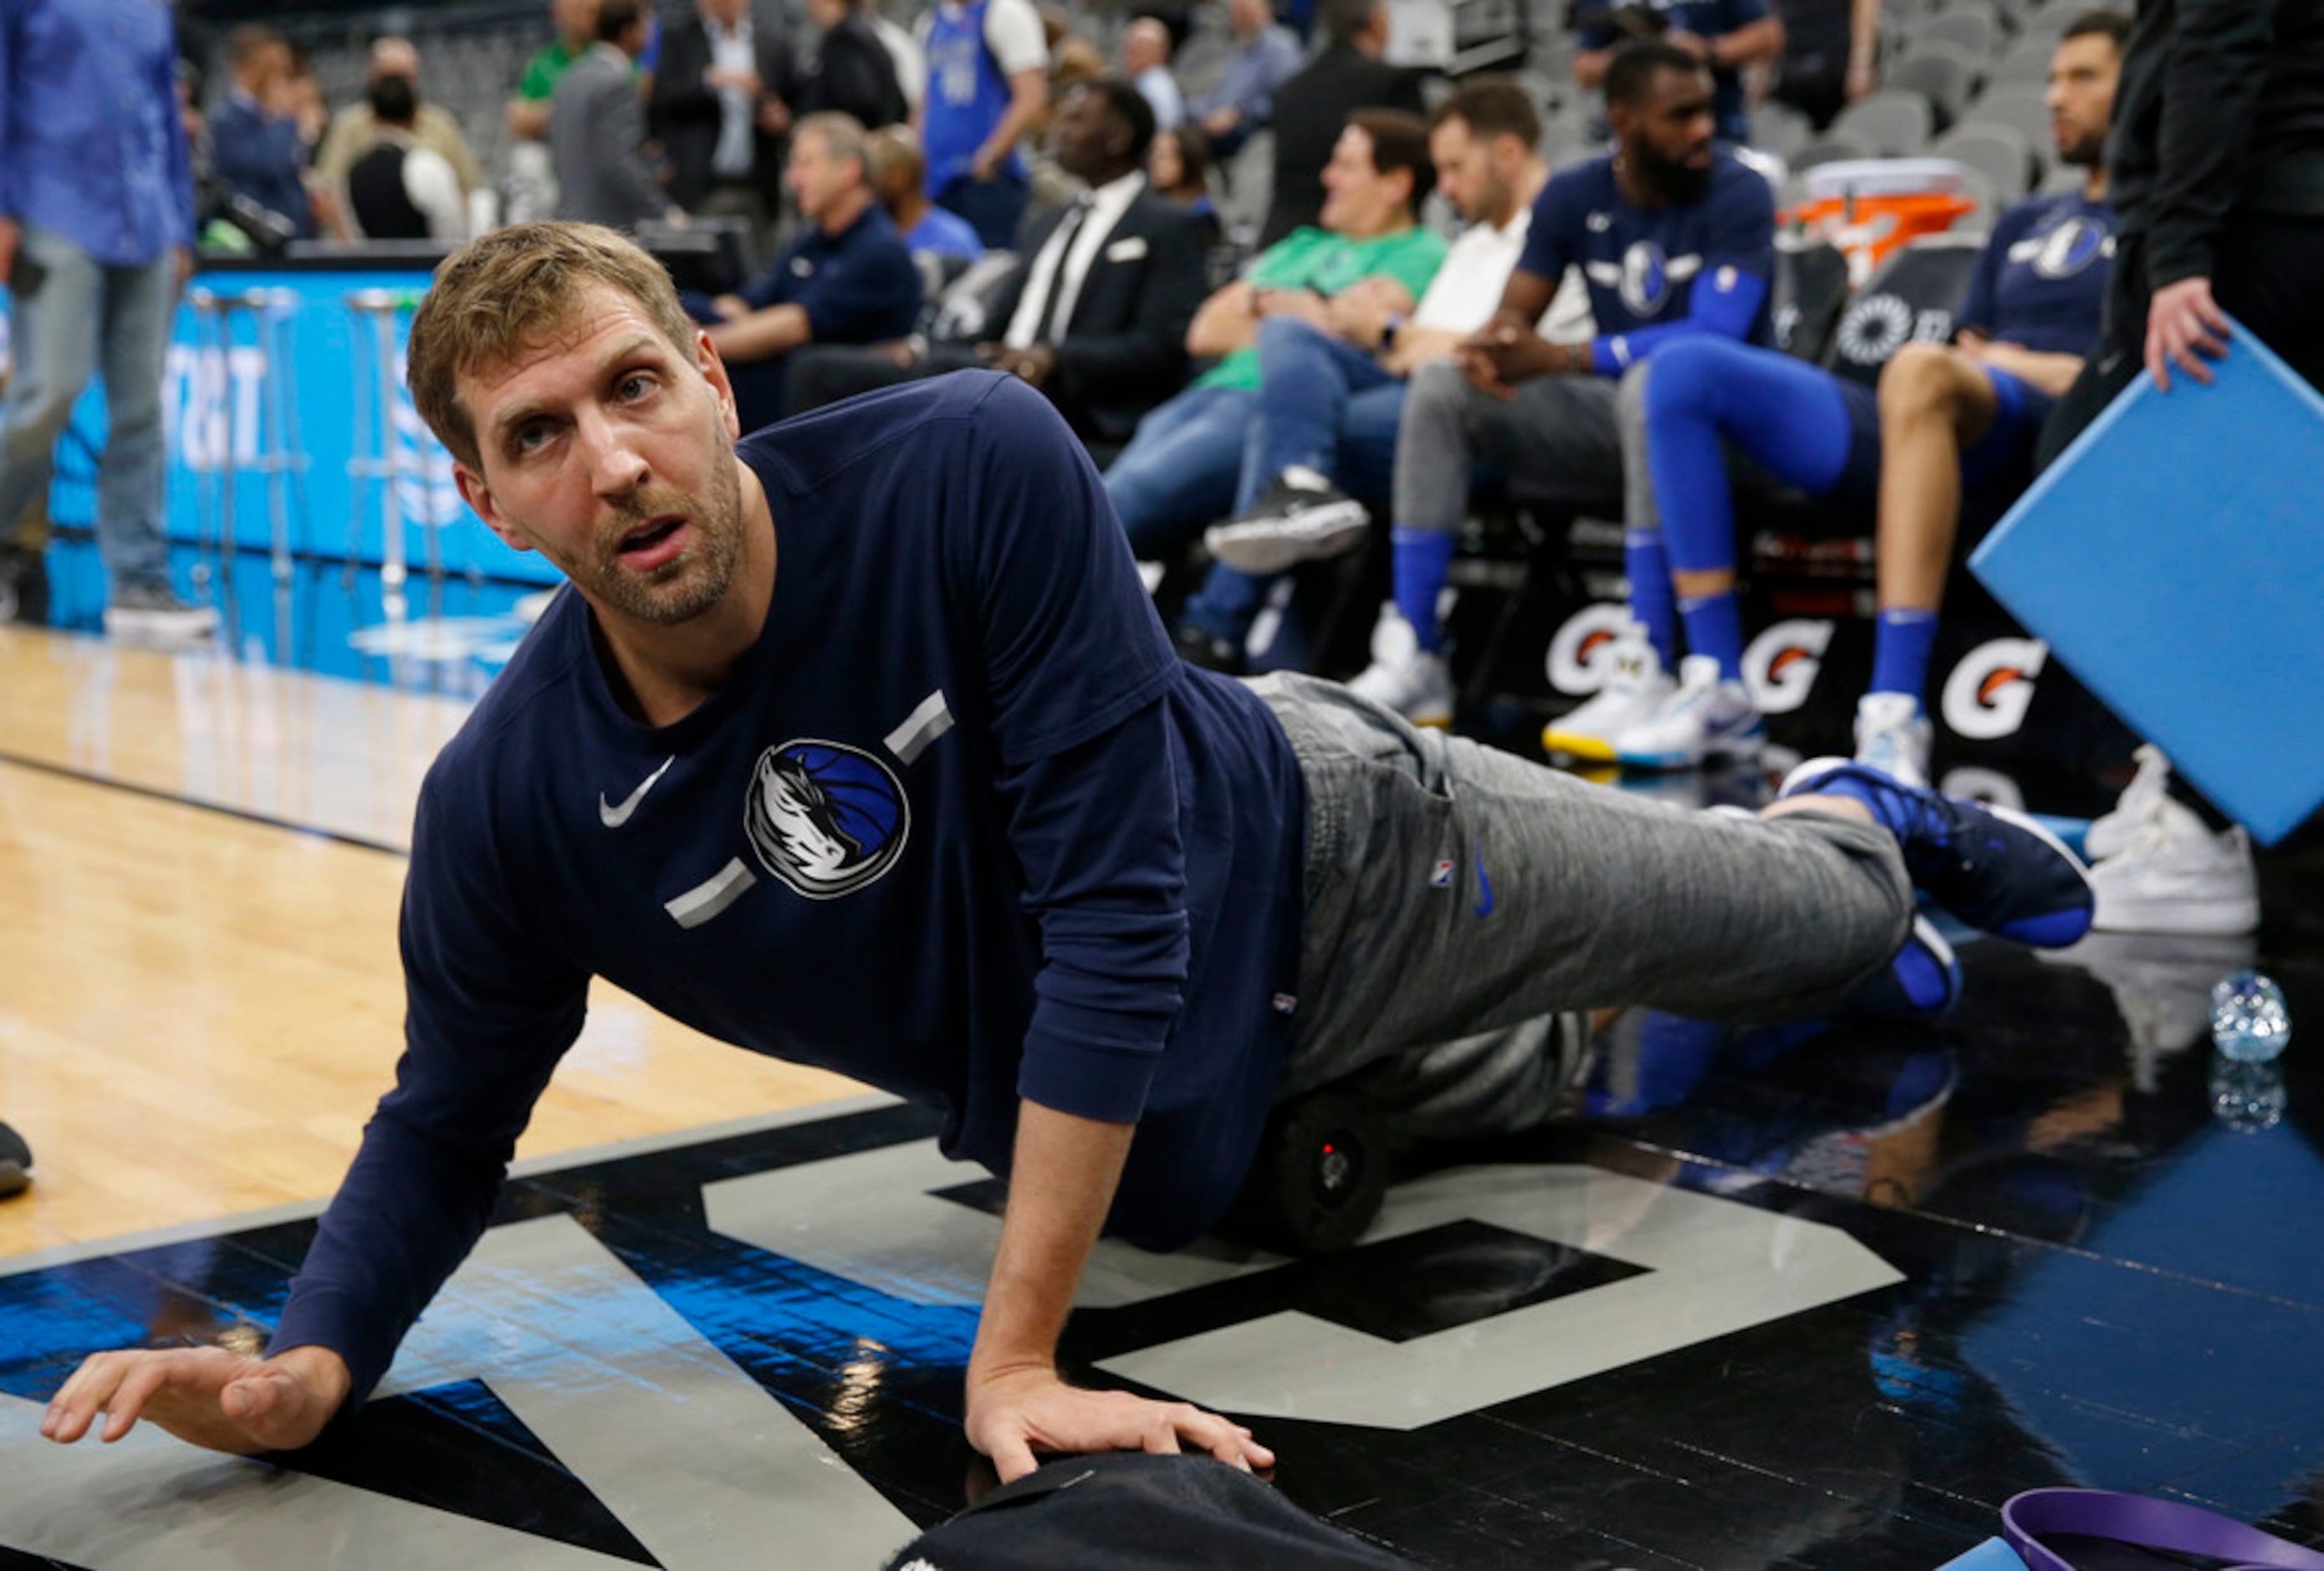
[
  {"xmin": 1196, "ymin": 79, "xmax": 1584, "ymax": 598},
  {"xmin": 1122, "ymin": 18, "xmax": 1184, "ymax": 131},
  {"xmin": 341, "ymin": 72, "xmax": 468, "ymax": 241}
]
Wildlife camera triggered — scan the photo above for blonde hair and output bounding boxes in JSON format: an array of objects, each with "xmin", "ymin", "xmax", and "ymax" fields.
[{"xmin": 406, "ymin": 222, "xmax": 697, "ymax": 470}]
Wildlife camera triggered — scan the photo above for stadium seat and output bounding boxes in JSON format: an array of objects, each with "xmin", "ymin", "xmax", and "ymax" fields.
[
  {"xmin": 1792, "ymin": 130, "xmax": 1882, "ymax": 171},
  {"xmin": 1959, "ymin": 82, "xmax": 2055, "ymax": 154},
  {"xmin": 1885, "ymin": 40, "xmax": 1982, "ymax": 127},
  {"xmin": 1932, "ymin": 121, "xmax": 2034, "ymax": 202},
  {"xmin": 1770, "ymin": 234, "xmax": 1852, "ymax": 365},
  {"xmin": 1833, "ymin": 90, "xmax": 1936, "ymax": 157},
  {"xmin": 1916, "ymin": 7, "xmax": 2003, "ymax": 59}
]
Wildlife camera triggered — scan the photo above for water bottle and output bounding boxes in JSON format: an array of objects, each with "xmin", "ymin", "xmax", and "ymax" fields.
[{"xmin": 2209, "ymin": 970, "xmax": 2290, "ymax": 1064}]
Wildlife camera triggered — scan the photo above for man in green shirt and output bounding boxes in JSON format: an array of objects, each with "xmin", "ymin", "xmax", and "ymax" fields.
[
  {"xmin": 507, "ymin": 0, "xmax": 601, "ymax": 143},
  {"xmin": 1099, "ymin": 108, "xmax": 1443, "ymax": 612}
]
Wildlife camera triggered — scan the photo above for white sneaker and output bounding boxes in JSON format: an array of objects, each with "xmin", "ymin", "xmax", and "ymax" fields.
[
  {"xmin": 1613, "ymin": 654, "xmax": 1765, "ymax": 770},
  {"xmin": 1541, "ymin": 628, "xmax": 1675, "ymax": 762},
  {"xmin": 1852, "ymin": 691, "xmax": 1933, "ymax": 787},
  {"xmin": 103, "ymin": 583, "xmax": 219, "ymax": 644},
  {"xmin": 2081, "ymin": 746, "xmax": 2259, "ymax": 934},
  {"xmin": 2085, "ymin": 744, "xmax": 2172, "ymax": 862},
  {"xmin": 1346, "ymin": 604, "xmax": 1453, "ymax": 727}
]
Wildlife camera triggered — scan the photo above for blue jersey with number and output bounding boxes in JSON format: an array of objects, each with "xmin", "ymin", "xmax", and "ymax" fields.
[
  {"xmin": 270, "ymin": 374, "xmax": 1307, "ymax": 1405},
  {"xmin": 922, "ymin": 0, "xmax": 1023, "ymax": 192},
  {"xmin": 1956, "ymin": 190, "xmax": 2118, "ymax": 356}
]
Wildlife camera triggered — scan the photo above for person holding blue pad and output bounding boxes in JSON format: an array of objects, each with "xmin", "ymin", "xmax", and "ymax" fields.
[{"xmin": 1560, "ymin": 13, "xmax": 2130, "ymax": 778}]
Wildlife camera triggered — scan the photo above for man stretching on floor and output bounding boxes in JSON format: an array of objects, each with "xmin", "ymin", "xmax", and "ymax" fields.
[
  {"xmin": 38, "ymin": 223, "xmax": 2093, "ymax": 1483},
  {"xmin": 1563, "ymin": 13, "xmax": 2128, "ymax": 776}
]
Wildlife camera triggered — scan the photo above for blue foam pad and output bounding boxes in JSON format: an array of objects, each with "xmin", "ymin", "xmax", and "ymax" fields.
[
  {"xmin": 1969, "ymin": 316, "xmax": 2324, "ymax": 844},
  {"xmin": 1934, "ymin": 1538, "xmax": 2030, "ymax": 1571}
]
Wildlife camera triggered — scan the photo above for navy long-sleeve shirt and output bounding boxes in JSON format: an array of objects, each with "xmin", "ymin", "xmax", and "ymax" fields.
[{"xmin": 272, "ymin": 373, "xmax": 1307, "ymax": 1405}]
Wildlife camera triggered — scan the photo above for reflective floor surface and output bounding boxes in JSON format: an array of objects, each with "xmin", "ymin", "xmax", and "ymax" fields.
[{"xmin": 3, "ymin": 540, "xmax": 2321, "ymax": 1568}]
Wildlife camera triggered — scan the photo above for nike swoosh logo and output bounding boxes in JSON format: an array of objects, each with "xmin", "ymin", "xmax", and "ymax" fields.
[
  {"xmin": 600, "ymin": 755, "xmax": 676, "ymax": 827},
  {"xmin": 1473, "ymin": 837, "xmax": 1494, "ymax": 918}
]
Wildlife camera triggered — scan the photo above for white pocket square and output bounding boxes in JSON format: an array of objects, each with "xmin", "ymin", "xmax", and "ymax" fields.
[{"xmin": 1105, "ymin": 237, "xmax": 1149, "ymax": 262}]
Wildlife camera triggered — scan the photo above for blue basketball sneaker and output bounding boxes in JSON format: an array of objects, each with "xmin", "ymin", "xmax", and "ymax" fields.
[
  {"xmin": 1847, "ymin": 913, "xmax": 1962, "ymax": 1016},
  {"xmin": 1780, "ymin": 757, "xmax": 2095, "ymax": 947}
]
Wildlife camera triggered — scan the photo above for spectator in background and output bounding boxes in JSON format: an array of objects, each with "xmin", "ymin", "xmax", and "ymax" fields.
[
  {"xmin": 1195, "ymin": 80, "xmax": 1560, "ymax": 656},
  {"xmin": 554, "ymin": 0, "xmax": 678, "ymax": 231},
  {"xmin": 871, "ymin": 7, "xmax": 927, "ymax": 119},
  {"xmin": 801, "ymin": 0, "xmax": 911, "ymax": 130},
  {"xmin": 1260, "ymin": 0, "xmax": 1425, "ymax": 247},
  {"xmin": 1149, "ymin": 123, "xmax": 1219, "ymax": 237},
  {"xmin": 344, "ymin": 73, "xmax": 471, "ymax": 241},
  {"xmin": 697, "ymin": 113, "xmax": 922, "ymax": 427},
  {"xmin": 509, "ymin": 0, "xmax": 602, "ymax": 142},
  {"xmin": 653, "ymin": 0, "xmax": 797, "ymax": 265},
  {"xmin": 1571, "ymin": 0, "xmax": 1784, "ymax": 147},
  {"xmin": 1106, "ymin": 110, "xmax": 1445, "ymax": 582},
  {"xmin": 869, "ymin": 125, "xmax": 985, "ymax": 260},
  {"xmin": 315, "ymin": 38, "xmax": 487, "ymax": 229},
  {"xmin": 788, "ymin": 80, "xmax": 1207, "ymax": 451},
  {"xmin": 209, "ymin": 27, "xmax": 319, "ymax": 240},
  {"xmin": 1192, "ymin": 0, "xmax": 1303, "ymax": 156},
  {"xmin": 0, "ymin": 0, "xmax": 214, "ymax": 639},
  {"xmin": 917, "ymin": 0, "xmax": 1050, "ymax": 248},
  {"xmin": 1355, "ymin": 43, "xmax": 1775, "ymax": 724},
  {"xmin": 1582, "ymin": 16, "xmax": 2124, "ymax": 779},
  {"xmin": 1769, "ymin": 0, "xmax": 1879, "ymax": 130},
  {"xmin": 1122, "ymin": 18, "xmax": 1184, "ymax": 131}
]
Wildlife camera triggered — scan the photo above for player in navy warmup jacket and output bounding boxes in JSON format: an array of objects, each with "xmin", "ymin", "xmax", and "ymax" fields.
[{"xmin": 36, "ymin": 222, "xmax": 2106, "ymax": 1486}]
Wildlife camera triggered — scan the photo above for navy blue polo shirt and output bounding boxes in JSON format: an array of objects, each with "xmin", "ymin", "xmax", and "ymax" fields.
[{"xmin": 742, "ymin": 201, "xmax": 923, "ymax": 343}]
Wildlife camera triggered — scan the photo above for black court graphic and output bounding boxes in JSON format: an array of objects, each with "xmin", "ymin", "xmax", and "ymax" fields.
[{"xmin": 7, "ymin": 935, "xmax": 2324, "ymax": 1568}]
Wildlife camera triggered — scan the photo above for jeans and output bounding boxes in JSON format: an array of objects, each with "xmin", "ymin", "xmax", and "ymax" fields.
[
  {"xmin": 1182, "ymin": 319, "xmax": 1409, "ymax": 642},
  {"xmin": 934, "ymin": 171, "xmax": 1030, "ymax": 253},
  {"xmin": 1253, "ymin": 673, "xmax": 1913, "ymax": 1132},
  {"xmin": 1101, "ymin": 383, "xmax": 1259, "ymax": 560},
  {"xmin": 0, "ymin": 222, "xmax": 174, "ymax": 588}
]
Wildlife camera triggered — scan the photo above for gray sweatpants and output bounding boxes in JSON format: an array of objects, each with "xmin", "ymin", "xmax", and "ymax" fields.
[
  {"xmin": 1391, "ymin": 357, "xmax": 1660, "ymax": 534},
  {"xmin": 1253, "ymin": 674, "xmax": 1914, "ymax": 1134}
]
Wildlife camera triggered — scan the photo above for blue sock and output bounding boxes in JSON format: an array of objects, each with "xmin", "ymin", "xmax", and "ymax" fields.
[
  {"xmin": 1623, "ymin": 527, "xmax": 1678, "ymax": 668},
  {"xmin": 1676, "ymin": 591, "xmax": 1745, "ymax": 682},
  {"xmin": 1795, "ymin": 768, "xmax": 1909, "ymax": 832},
  {"xmin": 1870, "ymin": 608, "xmax": 1938, "ymax": 704},
  {"xmin": 1392, "ymin": 526, "xmax": 1454, "ymax": 654}
]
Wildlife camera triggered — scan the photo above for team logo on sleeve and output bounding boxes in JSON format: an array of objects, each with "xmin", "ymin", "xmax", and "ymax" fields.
[{"xmin": 744, "ymin": 740, "xmax": 910, "ymax": 898}]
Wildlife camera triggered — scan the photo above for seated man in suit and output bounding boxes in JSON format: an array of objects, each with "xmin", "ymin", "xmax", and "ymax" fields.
[
  {"xmin": 1186, "ymin": 78, "xmax": 1576, "ymax": 666},
  {"xmin": 693, "ymin": 113, "xmax": 924, "ymax": 430},
  {"xmin": 1582, "ymin": 13, "xmax": 2125, "ymax": 778},
  {"xmin": 1101, "ymin": 109, "xmax": 1444, "ymax": 576},
  {"xmin": 784, "ymin": 79, "xmax": 1209, "ymax": 452}
]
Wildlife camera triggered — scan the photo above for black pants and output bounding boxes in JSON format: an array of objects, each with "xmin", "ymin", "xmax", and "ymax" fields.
[{"xmin": 2035, "ymin": 208, "xmax": 2324, "ymax": 470}]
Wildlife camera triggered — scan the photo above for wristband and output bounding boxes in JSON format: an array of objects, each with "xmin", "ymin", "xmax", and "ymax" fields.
[{"xmin": 1382, "ymin": 313, "xmax": 1407, "ymax": 348}]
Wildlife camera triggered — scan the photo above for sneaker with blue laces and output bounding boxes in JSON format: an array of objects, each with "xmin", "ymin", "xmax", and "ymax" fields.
[
  {"xmin": 1780, "ymin": 756, "xmax": 2095, "ymax": 947},
  {"xmin": 1846, "ymin": 913, "xmax": 1962, "ymax": 1016}
]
